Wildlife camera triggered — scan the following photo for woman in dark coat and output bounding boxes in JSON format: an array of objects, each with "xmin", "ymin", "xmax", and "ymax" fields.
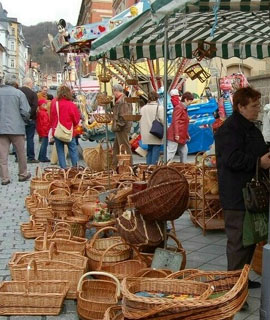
[{"xmin": 215, "ymin": 87, "xmax": 270, "ymax": 287}]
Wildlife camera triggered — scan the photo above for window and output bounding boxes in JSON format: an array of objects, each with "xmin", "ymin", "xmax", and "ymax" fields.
[
  {"xmin": 11, "ymin": 42, "xmax": 14, "ymax": 51},
  {"xmin": 10, "ymin": 59, "xmax": 15, "ymax": 68},
  {"xmin": 11, "ymin": 28, "xmax": 15, "ymax": 36}
]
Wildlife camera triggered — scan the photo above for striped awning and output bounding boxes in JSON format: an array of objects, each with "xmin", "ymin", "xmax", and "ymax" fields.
[{"xmin": 90, "ymin": 7, "xmax": 270, "ymax": 61}]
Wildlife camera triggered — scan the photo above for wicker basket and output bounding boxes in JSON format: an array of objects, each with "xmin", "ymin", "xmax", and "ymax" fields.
[
  {"xmin": 98, "ymin": 74, "xmax": 112, "ymax": 83},
  {"xmin": 126, "ymin": 79, "xmax": 138, "ymax": 85},
  {"xmin": 252, "ymin": 242, "xmax": 264, "ymax": 275},
  {"xmin": 117, "ymin": 144, "xmax": 132, "ymax": 167},
  {"xmin": 122, "ymin": 114, "xmax": 142, "ymax": 121},
  {"xmin": 10, "ymin": 243, "xmax": 88, "ymax": 300},
  {"xmin": 48, "ymin": 188, "xmax": 73, "ymax": 218},
  {"xmin": 134, "ymin": 268, "xmax": 172, "ymax": 278},
  {"xmin": 103, "ymin": 305, "xmax": 123, "ymax": 320},
  {"xmin": 121, "ymin": 277, "xmax": 214, "ymax": 319},
  {"xmin": 77, "ymin": 271, "xmax": 120, "ymax": 320},
  {"xmin": 97, "ymin": 96, "xmax": 113, "ymax": 106},
  {"xmin": 30, "ymin": 167, "xmax": 50, "ymax": 197},
  {"xmin": 128, "ymin": 179, "xmax": 189, "ymax": 221},
  {"xmin": 97, "ymin": 242, "xmax": 147, "ymax": 280},
  {"xmin": 34, "ymin": 229, "xmax": 87, "ymax": 255},
  {"xmin": 93, "ymin": 113, "xmax": 113, "ymax": 123},
  {"xmin": 20, "ymin": 218, "xmax": 45, "ymax": 239},
  {"xmin": 86, "ymin": 226, "xmax": 131, "ymax": 270},
  {"xmin": 47, "ymin": 218, "xmax": 87, "ymax": 238},
  {"xmin": 83, "ymin": 144, "xmax": 112, "ymax": 172},
  {"xmin": 1, "ymin": 259, "xmax": 69, "ymax": 315},
  {"xmin": 125, "ymin": 97, "xmax": 140, "ymax": 103}
]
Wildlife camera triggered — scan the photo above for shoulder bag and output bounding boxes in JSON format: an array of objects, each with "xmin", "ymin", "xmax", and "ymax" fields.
[
  {"xmin": 243, "ymin": 158, "xmax": 270, "ymax": 213},
  {"xmin": 54, "ymin": 101, "xmax": 73, "ymax": 143},
  {"xmin": 149, "ymin": 103, "xmax": 164, "ymax": 139}
]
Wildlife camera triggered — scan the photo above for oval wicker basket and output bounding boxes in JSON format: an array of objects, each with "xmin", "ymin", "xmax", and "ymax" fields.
[
  {"xmin": 126, "ymin": 79, "xmax": 138, "ymax": 85},
  {"xmin": 98, "ymin": 74, "xmax": 112, "ymax": 83},
  {"xmin": 97, "ymin": 95, "xmax": 113, "ymax": 105},
  {"xmin": 125, "ymin": 97, "xmax": 140, "ymax": 103},
  {"xmin": 93, "ymin": 113, "xmax": 113, "ymax": 123}
]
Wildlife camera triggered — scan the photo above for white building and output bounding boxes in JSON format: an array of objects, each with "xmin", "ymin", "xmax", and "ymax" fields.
[{"xmin": 0, "ymin": 2, "xmax": 29, "ymax": 85}]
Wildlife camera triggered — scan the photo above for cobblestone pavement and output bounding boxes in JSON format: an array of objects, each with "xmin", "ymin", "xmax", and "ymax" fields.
[{"xmin": 0, "ymin": 140, "xmax": 261, "ymax": 319}]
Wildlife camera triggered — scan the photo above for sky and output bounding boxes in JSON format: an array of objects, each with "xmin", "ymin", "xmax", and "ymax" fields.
[{"xmin": 0, "ymin": 0, "xmax": 82, "ymax": 26}]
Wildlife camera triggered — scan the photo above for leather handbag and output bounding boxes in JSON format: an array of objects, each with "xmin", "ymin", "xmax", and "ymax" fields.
[
  {"xmin": 54, "ymin": 101, "xmax": 73, "ymax": 143},
  {"xmin": 149, "ymin": 103, "xmax": 163, "ymax": 139},
  {"xmin": 243, "ymin": 158, "xmax": 270, "ymax": 213}
]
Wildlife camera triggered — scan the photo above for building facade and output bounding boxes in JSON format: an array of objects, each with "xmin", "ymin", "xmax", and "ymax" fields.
[
  {"xmin": 77, "ymin": 0, "xmax": 113, "ymax": 25},
  {"xmin": 0, "ymin": 2, "xmax": 29, "ymax": 84},
  {"xmin": 113, "ymin": 0, "xmax": 138, "ymax": 15}
]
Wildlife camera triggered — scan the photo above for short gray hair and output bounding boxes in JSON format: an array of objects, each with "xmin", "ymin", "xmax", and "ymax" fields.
[
  {"xmin": 112, "ymin": 84, "xmax": 123, "ymax": 92},
  {"xmin": 4, "ymin": 74, "xmax": 18, "ymax": 86},
  {"xmin": 23, "ymin": 77, "xmax": 33, "ymax": 86}
]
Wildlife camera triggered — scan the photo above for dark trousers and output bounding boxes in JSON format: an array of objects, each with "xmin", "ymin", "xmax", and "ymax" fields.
[
  {"xmin": 25, "ymin": 120, "xmax": 36, "ymax": 160},
  {"xmin": 38, "ymin": 137, "xmax": 49, "ymax": 161},
  {"xmin": 224, "ymin": 210, "xmax": 255, "ymax": 270}
]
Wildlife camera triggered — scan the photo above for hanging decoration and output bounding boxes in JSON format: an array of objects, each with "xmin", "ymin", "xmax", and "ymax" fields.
[
  {"xmin": 184, "ymin": 63, "xmax": 211, "ymax": 83},
  {"xmin": 192, "ymin": 41, "xmax": 217, "ymax": 61}
]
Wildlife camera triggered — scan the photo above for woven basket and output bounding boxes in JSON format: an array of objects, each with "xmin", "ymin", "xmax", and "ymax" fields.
[
  {"xmin": 121, "ymin": 277, "xmax": 214, "ymax": 319},
  {"xmin": 47, "ymin": 218, "xmax": 87, "ymax": 238},
  {"xmin": 10, "ymin": 243, "xmax": 88, "ymax": 300},
  {"xmin": 97, "ymin": 242, "xmax": 147, "ymax": 280},
  {"xmin": 1, "ymin": 259, "xmax": 69, "ymax": 315},
  {"xmin": 83, "ymin": 145, "xmax": 109, "ymax": 172},
  {"xmin": 97, "ymin": 96, "xmax": 113, "ymax": 106},
  {"xmin": 93, "ymin": 113, "xmax": 113, "ymax": 123},
  {"xmin": 77, "ymin": 271, "xmax": 120, "ymax": 320},
  {"xmin": 125, "ymin": 97, "xmax": 140, "ymax": 103},
  {"xmin": 70, "ymin": 172, "xmax": 95, "ymax": 193},
  {"xmin": 134, "ymin": 268, "xmax": 172, "ymax": 278},
  {"xmin": 30, "ymin": 167, "xmax": 50, "ymax": 197},
  {"xmin": 117, "ymin": 144, "xmax": 132, "ymax": 167},
  {"xmin": 86, "ymin": 226, "xmax": 131, "ymax": 270},
  {"xmin": 20, "ymin": 218, "xmax": 45, "ymax": 239},
  {"xmin": 103, "ymin": 305, "xmax": 123, "ymax": 320},
  {"xmin": 128, "ymin": 179, "xmax": 189, "ymax": 221},
  {"xmin": 48, "ymin": 188, "xmax": 73, "ymax": 219},
  {"xmin": 98, "ymin": 74, "xmax": 112, "ymax": 83},
  {"xmin": 34, "ymin": 229, "xmax": 87, "ymax": 255},
  {"xmin": 116, "ymin": 209, "xmax": 164, "ymax": 246},
  {"xmin": 148, "ymin": 166, "xmax": 185, "ymax": 186},
  {"xmin": 122, "ymin": 114, "xmax": 142, "ymax": 121},
  {"xmin": 126, "ymin": 79, "xmax": 138, "ymax": 85},
  {"xmin": 252, "ymin": 242, "xmax": 264, "ymax": 275}
]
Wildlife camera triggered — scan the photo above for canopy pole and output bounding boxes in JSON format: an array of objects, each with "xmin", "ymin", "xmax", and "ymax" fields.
[
  {"xmin": 163, "ymin": 16, "xmax": 168, "ymax": 165},
  {"xmin": 260, "ymin": 181, "xmax": 270, "ymax": 319}
]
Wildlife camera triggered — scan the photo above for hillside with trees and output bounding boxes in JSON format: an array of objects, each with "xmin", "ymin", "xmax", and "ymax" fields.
[{"xmin": 22, "ymin": 22, "xmax": 65, "ymax": 74}]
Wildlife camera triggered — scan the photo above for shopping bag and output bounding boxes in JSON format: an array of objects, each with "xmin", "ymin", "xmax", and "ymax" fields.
[{"xmin": 242, "ymin": 209, "xmax": 268, "ymax": 247}]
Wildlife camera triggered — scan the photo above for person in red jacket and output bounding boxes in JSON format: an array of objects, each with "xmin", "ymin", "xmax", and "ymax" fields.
[
  {"xmin": 167, "ymin": 91, "xmax": 194, "ymax": 163},
  {"xmin": 50, "ymin": 85, "xmax": 80, "ymax": 169},
  {"xmin": 36, "ymin": 99, "xmax": 50, "ymax": 162}
]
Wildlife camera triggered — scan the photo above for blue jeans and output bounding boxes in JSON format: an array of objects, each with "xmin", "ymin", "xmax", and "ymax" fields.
[
  {"xmin": 54, "ymin": 137, "xmax": 78, "ymax": 169},
  {"xmin": 25, "ymin": 120, "xmax": 36, "ymax": 160},
  {"xmin": 38, "ymin": 137, "xmax": 49, "ymax": 161},
  {"xmin": 146, "ymin": 144, "xmax": 161, "ymax": 165}
]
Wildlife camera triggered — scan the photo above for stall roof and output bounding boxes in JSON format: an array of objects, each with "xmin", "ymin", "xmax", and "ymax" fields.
[{"xmin": 89, "ymin": 0, "xmax": 270, "ymax": 60}]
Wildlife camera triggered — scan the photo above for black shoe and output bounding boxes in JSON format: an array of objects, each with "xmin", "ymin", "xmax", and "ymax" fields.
[
  {"xmin": 1, "ymin": 180, "xmax": 10, "ymax": 185},
  {"xmin": 248, "ymin": 280, "xmax": 261, "ymax": 289},
  {"xmin": 241, "ymin": 301, "xmax": 249, "ymax": 311},
  {"xmin": 27, "ymin": 159, "xmax": 39, "ymax": 164},
  {"xmin": 18, "ymin": 173, "xmax": 31, "ymax": 182},
  {"xmin": 39, "ymin": 159, "xmax": 50, "ymax": 163}
]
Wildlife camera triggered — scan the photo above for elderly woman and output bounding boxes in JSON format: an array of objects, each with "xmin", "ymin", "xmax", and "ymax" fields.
[
  {"xmin": 140, "ymin": 91, "xmax": 164, "ymax": 165},
  {"xmin": 50, "ymin": 85, "xmax": 80, "ymax": 169},
  {"xmin": 111, "ymin": 84, "xmax": 133, "ymax": 167},
  {"xmin": 215, "ymin": 87, "xmax": 270, "ymax": 288}
]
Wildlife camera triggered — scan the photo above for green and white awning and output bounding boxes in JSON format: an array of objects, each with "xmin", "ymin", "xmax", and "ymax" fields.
[{"xmin": 90, "ymin": 8, "xmax": 270, "ymax": 61}]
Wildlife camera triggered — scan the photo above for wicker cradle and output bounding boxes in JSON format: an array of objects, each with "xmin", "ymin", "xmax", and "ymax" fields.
[
  {"xmin": 77, "ymin": 271, "xmax": 121, "ymax": 320},
  {"xmin": 9, "ymin": 243, "xmax": 88, "ymax": 299},
  {"xmin": 0, "ymin": 260, "xmax": 69, "ymax": 315}
]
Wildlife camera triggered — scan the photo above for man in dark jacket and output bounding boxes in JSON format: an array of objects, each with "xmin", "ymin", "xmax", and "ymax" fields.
[{"xmin": 19, "ymin": 78, "xmax": 39, "ymax": 163}]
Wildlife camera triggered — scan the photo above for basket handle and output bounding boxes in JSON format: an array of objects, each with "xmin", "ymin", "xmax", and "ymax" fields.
[
  {"xmin": 77, "ymin": 271, "xmax": 121, "ymax": 297},
  {"xmin": 53, "ymin": 221, "xmax": 72, "ymax": 231},
  {"xmin": 49, "ymin": 188, "xmax": 70, "ymax": 197},
  {"xmin": 25, "ymin": 259, "xmax": 37, "ymax": 294},
  {"xmin": 48, "ymin": 241, "xmax": 59, "ymax": 260},
  {"xmin": 35, "ymin": 166, "xmax": 43, "ymax": 179},
  {"xmin": 166, "ymin": 233, "xmax": 186, "ymax": 270},
  {"xmin": 98, "ymin": 241, "xmax": 141, "ymax": 270},
  {"xmin": 117, "ymin": 181, "xmax": 133, "ymax": 189},
  {"xmin": 88, "ymin": 226, "xmax": 118, "ymax": 246},
  {"xmin": 29, "ymin": 216, "xmax": 36, "ymax": 229},
  {"xmin": 82, "ymin": 187, "xmax": 99, "ymax": 196},
  {"xmin": 119, "ymin": 144, "xmax": 127, "ymax": 155},
  {"xmin": 166, "ymin": 269, "xmax": 202, "ymax": 280},
  {"xmin": 51, "ymin": 228, "xmax": 72, "ymax": 240}
]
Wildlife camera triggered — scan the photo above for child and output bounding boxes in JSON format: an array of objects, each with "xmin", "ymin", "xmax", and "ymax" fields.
[{"xmin": 36, "ymin": 99, "xmax": 50, "ymax": 162}]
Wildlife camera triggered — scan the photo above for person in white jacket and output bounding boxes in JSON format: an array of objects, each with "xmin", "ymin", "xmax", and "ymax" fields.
[
  {"xmin": 140, "ymin": 91, "xmax": 164, "ymax": 165},
  {"xmin": 262, "ymin": 104, "xmax": 270, "ymax": 146}
]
